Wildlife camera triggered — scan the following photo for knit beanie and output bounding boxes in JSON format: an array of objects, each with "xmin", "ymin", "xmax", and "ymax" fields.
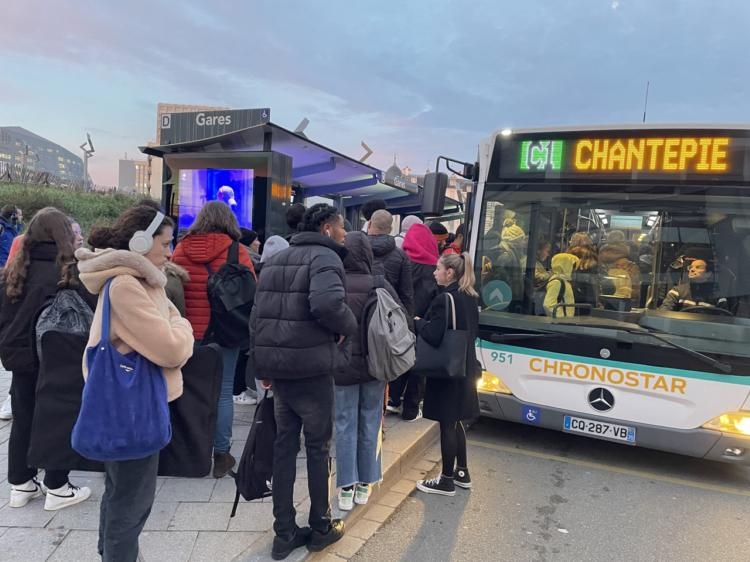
[{"xmin": 260, "ymin": 235, "xmax": 290, "ymax": 263}]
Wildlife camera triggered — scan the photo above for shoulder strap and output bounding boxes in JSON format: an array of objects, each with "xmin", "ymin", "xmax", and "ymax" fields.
[
  {"xmin": 374, "ymin": 274, "xmax": 385, "ymax": 289},
  {"xmin": 445, "ymin": 292, "xmax": 457, "ymax": 330},
  {"xmin": 101, "ymin": 279, "xmax": 113, "ymax": 341},
  {"xmin": 556, "ymin": 278, "xmax": 565, "ymax": 304},
  {"xmin": 228, "ymin": 240, "xmax": 240, "ymax": 265}
]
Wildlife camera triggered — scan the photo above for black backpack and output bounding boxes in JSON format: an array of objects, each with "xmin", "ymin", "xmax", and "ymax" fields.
[
  {"xmin": 205, "ymin": 241, "xmax": 256, "ymax": 348},
  {"xmin": 231, "ymin": 391, "xmax": 276, "ymax": 517}
]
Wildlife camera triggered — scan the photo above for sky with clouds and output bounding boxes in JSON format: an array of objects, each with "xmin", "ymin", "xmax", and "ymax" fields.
[{"xmin": 2, "ymin": 0, "xmax": 749, "ymax": 186}]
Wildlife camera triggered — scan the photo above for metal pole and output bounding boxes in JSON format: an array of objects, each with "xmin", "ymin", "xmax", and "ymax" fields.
[{"xmin": 642, "ymin": 81, "xmax": 650, "ymax": 123}]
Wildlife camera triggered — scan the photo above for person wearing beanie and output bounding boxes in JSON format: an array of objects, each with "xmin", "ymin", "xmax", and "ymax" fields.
[
  {"xmin": 429, "ymin": 222, "xmax": 449, "ymax": 253},
  {"xmin": 388, "ymin": 223, "xmax": 439, "ymax": 421},
  {"xmin": 395, "ymin": 215, "xmax": 422, "ymax": 249},
  {"xmin": 258, "ymin": 235, "xmax": 290, "ymax": 273}
]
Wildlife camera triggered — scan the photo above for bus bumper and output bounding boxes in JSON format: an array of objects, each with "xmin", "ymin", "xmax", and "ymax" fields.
[{"xmin": 478, "ymin": 391, "xmax": 750, "ymax": 465}]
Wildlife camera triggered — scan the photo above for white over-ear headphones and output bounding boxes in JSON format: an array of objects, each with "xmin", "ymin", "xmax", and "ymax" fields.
[{"xmin": 129, "ymin": 211, "xmax": 166, "ymax": 254}]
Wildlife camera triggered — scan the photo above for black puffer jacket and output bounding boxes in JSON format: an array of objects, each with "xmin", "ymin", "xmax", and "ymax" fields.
[
  {"xmin": 335, "ymin": 232, "xmax": 402, "ymax": 386},
  {"xmin": 412, "ymin": 263, "xmax": 439, "ymax": 317},
  {"xmin": 0, "ymin": 242, "xmax": 94, "ymax": 373},
  {"xmin": 369, "ymin": 234, "xmax": 415, "ymax": 316},
  {"xmin": 249, "ymin": 232, "xmax": 357, "ymax": 380}
]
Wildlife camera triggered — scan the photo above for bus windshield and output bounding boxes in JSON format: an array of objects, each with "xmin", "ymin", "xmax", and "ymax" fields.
[{"xmin": 474, "ymin": 184, "xmax": 750, "ymax": 358}]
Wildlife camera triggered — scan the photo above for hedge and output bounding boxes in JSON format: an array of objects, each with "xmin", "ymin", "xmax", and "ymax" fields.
[{"xmin": 0, "ymin": 183, "xmax": 148, "ymax": 232}]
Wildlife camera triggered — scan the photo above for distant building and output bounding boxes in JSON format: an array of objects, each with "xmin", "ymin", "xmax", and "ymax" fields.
[
  {"xmin": 0, "ymin": 126, "xmax": 83, "ymax": 182},
  {"xmin": 147, "ymin": 103, "xmax": 228, "ymax": 199},
  {"xmin": 118, "ymin": 158, "xmax": 149, "ymax": 193}
]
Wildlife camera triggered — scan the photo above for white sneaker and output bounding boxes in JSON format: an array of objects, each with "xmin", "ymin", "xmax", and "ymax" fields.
[
  {"xmin": 233, "ymin": 392, "xmax": 257, "ymax": 405},
  {"xmin": 9, "ymin": 478, "xmax": 45, "ymax": 508},
  {"xmin": 338, "ymin": 488, "xmax": 354, "ymax": 511},
  {"xmin": 403, "ymin": 409, "xmax": 423, "ymax": 423},
  {"xmin": 44, "ymin": 483, "xmax": 91, "ymax": 511},
  {"xmin": 354, "ymin": 483, "xmax": 370, "ymax": 505},
  {"xmin": 0, "ymin": 395, "xmax": 11, "ymax": 420}
]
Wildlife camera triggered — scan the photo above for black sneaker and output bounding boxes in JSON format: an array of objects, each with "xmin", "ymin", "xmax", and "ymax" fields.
[
  {"xmin": 307, "ymin": 519, "xmax": 345, "ymax": 552},
  {"xmin": 271, "ymin": 526, "xmax": 312, "ymax": 560},
  {"xmin": 416, "ymin": 475, "xmax": 455, "ymax": 496},
  {"xmin": 454, "ymin": 468, "xmax": 472, "ymax": 489},
  {"xmin": 212, "ymin": 452, "xmax": 236, "ymax": 478}
]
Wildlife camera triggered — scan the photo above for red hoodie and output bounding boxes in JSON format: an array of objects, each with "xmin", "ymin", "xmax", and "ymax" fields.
[
  {"xmin": 172, "ymin": 232, "xmax": 256, "ymax": 340},
  {"xmin": 403, "ymin": 223, "xmax": 439, "ymax": 265}
]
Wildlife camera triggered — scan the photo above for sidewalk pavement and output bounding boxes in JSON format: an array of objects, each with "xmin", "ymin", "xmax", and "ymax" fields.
[{"xmin": 0, "ymin": 366, "xmax": 437, "ymax": 561}]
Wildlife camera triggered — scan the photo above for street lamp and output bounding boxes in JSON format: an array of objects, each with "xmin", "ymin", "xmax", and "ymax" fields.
[{"xmin": 80, "ymin": 133, "xmax": 94, "ymax": 190}]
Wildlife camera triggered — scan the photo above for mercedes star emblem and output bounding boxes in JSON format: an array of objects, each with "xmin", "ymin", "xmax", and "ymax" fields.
[{"xmin": 588, "ymin": 388, "xmax": 615, "ymax": 412}]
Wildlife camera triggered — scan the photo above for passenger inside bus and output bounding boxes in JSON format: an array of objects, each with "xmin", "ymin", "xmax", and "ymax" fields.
[
  {"xmin": 659, "ymin": 258, "xmax": 729, "ymax": 313},
  {"xmin": 598, "ymin": 230, "xmax": 641, "ymax": 306},
  {"xmin": 543, "ymin": 253, "xmax": 580, "ymax": 317}
]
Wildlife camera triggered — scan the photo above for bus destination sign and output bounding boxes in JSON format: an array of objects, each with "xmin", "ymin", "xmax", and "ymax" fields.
[{"xmin": 492, "ymin": 130, "xmax": 750, "ymax": 183}]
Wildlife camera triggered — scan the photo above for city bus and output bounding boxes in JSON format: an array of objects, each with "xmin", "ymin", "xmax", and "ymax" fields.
[{"xmin": 447, "ymin": 125, "xmax": 750, "ymax": 464}]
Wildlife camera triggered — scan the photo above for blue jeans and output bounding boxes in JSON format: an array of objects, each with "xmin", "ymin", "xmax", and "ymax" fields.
[
  {"xmin": 214, "ymin": 346, "xmax": 240, "ymax": 454},
  {"xmin": 334, "ymin": 380, "xmax": 386, "ymax": 488}
]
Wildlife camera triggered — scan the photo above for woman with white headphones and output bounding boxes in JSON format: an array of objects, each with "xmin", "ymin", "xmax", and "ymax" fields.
[{"xmin": 76, "ymin": 204, "xmax": 194, "ymax": 561}]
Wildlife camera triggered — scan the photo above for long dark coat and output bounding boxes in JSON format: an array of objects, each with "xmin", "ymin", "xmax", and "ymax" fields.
[{"xmin": 416, "ymin": 282, "xmax": 481, "ymax": 423}]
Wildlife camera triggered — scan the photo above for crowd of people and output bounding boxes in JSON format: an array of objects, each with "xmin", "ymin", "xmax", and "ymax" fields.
[{"xmin": 0, "ymin": 196, "xmax": 477, "ymax": 561}]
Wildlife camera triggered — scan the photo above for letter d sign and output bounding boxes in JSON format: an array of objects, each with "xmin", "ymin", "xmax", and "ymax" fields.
[{"xmin": 161, "ymin": 114, "xmax": 172, "ymax": 129}]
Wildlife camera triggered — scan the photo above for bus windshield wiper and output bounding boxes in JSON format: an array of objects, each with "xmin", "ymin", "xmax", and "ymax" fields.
[
  {"xmin": 549, "ymin": 318, "xmax": 732, "ymax": 373},
  {"xmin": 628, "ymin": 327, "xmax": 732, "ymax": 374},
  {"xmin": 490, "ymin": 331, "xmax": 564, "ymax": 343}
]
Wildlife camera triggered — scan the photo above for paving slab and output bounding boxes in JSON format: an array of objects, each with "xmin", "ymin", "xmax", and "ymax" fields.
[
  {"xmin": 0, "ymin": 527, "xmax": 64, "ymax": 561},
  {"xmin": 189, "ymin": 530, "xmax": 263, "ymax": 562}
]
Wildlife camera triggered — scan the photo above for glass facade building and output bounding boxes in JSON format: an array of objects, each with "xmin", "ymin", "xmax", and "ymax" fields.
[{"xmin": 0, "ymin": 126, "xmax": 83, "ymax": 182}]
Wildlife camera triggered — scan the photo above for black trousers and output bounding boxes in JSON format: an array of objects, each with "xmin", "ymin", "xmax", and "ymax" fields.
[
  {"xmin": 271, "ymin": 375, "xmax": 334, "ymax": 539},
  {"xmin": 99, "ymin": 452, "xmax": 159, "ymax": 562},
  {"xmin": 388, "ymin": 370, "xmax": 425, "ymax": 419},
  {"xmin": 8, "ymin": 370, "xmax": 68, "ymax": 489}
]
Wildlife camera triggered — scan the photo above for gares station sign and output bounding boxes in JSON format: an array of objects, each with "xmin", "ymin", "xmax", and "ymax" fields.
[{"xmin": 159, "ymin": 108, "xmax": 270, "ymax": 145}]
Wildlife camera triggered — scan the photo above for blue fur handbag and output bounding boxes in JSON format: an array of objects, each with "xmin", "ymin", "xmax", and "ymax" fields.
[{"xmin": 72, "ymin": 279, "xmax": 171, "ymax": 461}]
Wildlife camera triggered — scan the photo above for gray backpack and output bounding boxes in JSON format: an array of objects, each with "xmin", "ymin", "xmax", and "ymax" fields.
[
  {"xmin": 35, "ymin": 289, "xmax": 94, "ymax": 360},
  {"xmin": 363, "ymin": 277, "xmax": 416, "ymax": 381}
]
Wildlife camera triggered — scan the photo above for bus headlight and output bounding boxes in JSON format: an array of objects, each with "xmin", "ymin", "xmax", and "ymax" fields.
[
  {"xmin": 702, "ymin": 412, "xmax": 750, "ymax": 436},
  {"xmin": 477, "ymin": 371, "xmax": 512, "ymax": 394}
]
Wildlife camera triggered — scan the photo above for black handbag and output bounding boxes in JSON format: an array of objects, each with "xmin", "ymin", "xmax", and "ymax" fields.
[{"xmin": 413, "ymin": 293, "xmax": 468, "ymax": 379}]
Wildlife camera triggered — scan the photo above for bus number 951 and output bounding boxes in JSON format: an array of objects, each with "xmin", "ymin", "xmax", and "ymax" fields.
[{"xmin": 490, "ymin": 351, "xmax": 513, "ymax": 364}]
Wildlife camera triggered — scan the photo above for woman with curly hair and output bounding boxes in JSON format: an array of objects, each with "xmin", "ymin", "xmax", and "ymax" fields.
[{"xmin": 0, "ymin": 207, "xmax": 93, "ymax": 511}]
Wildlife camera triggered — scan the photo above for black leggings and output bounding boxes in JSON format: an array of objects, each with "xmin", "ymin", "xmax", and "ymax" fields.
[{"xmin": 439, "ymin": 421, "xmax": 467, "ymax": 477}]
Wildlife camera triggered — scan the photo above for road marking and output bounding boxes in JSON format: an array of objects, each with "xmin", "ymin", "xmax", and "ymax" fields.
[{"xmin": 467, "ymin": 439, "xmax": 750, "ymax": 497}]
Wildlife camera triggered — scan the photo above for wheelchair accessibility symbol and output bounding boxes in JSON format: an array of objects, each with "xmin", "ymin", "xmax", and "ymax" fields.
[{"xmin": 522, "ymin": 406, "xmax": 541, "ymax": 425}]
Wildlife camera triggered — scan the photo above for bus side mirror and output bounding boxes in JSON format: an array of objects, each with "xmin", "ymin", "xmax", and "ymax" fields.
[{"xmin": 422, "ymin": 172, "xmax": 448, "ymax": 217}]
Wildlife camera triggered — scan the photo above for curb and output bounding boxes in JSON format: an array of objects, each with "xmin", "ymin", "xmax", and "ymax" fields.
[
  {"xmin": 306, "ymin": 418, "xmax": 439, "ymax": 561},
  {"xmin": 234, "ymin": 417, "xmax": 439, "ymax": 561}
]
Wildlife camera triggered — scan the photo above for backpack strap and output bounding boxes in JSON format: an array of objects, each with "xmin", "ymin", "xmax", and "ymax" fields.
[
  {"xmin": 227, "ymin": 240, "xmax": 240, "ymax": 265},
  {"xmin": 556, "ymin": 278, "xmax": 565, "ymax": 304}
]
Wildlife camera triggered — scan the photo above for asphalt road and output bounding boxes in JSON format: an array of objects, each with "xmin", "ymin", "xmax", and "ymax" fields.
[{"xmin": 354, "ymin": 417, "xmax": 750, "ymax": 562}]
